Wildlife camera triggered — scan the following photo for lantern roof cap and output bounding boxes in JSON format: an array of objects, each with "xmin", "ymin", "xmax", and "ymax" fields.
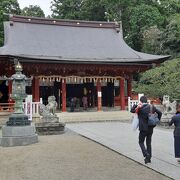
[{"xmin": 15, "ymin": 61, "xmax": 22, "ymax": 72}]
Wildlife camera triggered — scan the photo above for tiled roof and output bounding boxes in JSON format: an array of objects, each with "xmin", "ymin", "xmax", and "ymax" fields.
[{"xmin": 0, "ymin": 15, "xmax": 170, "ymax": 64}]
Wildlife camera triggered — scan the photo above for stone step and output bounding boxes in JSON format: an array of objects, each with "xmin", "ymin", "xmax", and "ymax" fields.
[
  {"xmin": 57, "ymin": 111, "xmax": 132, "ymax": 123},
  {"xmin": 1, "ymin": 111, "xmax": 132, "ymax": 127}
]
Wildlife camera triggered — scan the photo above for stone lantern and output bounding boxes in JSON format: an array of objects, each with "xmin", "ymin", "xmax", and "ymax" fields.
[
  {"xmin": 6, "ymin": 61, "xmax": 31, "ymax": 125},
  {"xmin": 0, "ymin": 60, "xmax": 38, "ymax": 147}
]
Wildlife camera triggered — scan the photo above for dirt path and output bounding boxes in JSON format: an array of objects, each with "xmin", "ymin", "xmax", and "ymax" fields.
[{"xmin": 0, "ymin": 131, "xmax": 171, "ymax": 180}]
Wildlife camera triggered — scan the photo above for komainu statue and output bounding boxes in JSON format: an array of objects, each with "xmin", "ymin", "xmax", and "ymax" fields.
[
  {"xmin": 46, "ymin": 96, "xmax": 57, "ymax": 115},
  {"xmin": 39, "ymin": 96, "xmax": 59, "ymax": 122},
  {"xmin": 162, "ymin": 95, "xmax": 176, "ymax": 114},
  {"xmin": 36, "ymin": 96, "xmax": 65, "ymax": 135}
]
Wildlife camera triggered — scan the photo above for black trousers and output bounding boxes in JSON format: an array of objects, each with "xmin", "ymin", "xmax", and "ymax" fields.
[
  {"xmin": 174, "ymin": 136, "xmax": 180, "ymax": 158},
  {"xmin": 139, "ymin": 127, "xmax": 153, "ymax": 158}
]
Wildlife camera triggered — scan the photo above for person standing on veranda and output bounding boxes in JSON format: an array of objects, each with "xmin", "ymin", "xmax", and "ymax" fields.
[
  {"xmin": 131, "ymin": 96, "xmax": 162, "ymax": 164},
  {"xmin": 169, "ymin": 103, "xmax": 180, "ymax": 163},
  {"xmin": 82, "ymin": 96, "xmax": 88, "ymax": 110}
]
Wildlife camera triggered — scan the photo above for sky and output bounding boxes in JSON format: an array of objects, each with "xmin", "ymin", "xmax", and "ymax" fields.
[{"xmin": 18, "ymin": 0, "xmax": 52, "ymax": 16}]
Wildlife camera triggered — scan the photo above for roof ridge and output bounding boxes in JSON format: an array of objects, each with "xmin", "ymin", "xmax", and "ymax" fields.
[{"xmin": 9, "ymin": 15, "xmax": 120, "ymax": 29}]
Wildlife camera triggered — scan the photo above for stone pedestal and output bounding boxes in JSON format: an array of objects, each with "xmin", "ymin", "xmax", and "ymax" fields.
[
  {"xmin": 0, "ymin": 123, "xmax": 38, "ymax": 147},
  {"xmin": 35, "ymin": 122, "xmax": 65, "ymax": 135},
  {"xmin": 160, "ymin": 113, "xmax": 174, "ymax": 126},
  {"xmin": 41, "ymin": 116, "xmax": 59, "ymax": 123},
  {"xmin": 32, "ymin": 113, "xmax": 41, "ymax": 123}
]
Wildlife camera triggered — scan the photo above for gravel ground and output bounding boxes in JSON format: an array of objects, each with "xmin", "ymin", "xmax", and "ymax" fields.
[{"xmin": 0, "ymin": 130, "xmax": 171, "ymax": 180}]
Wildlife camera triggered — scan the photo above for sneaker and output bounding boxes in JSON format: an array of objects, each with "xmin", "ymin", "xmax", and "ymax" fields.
[{"xmin": 144, "ymin": 155, "xmax": 151, "ymax": 164}]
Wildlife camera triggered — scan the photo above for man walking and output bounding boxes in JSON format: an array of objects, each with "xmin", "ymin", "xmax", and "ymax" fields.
[{"xmin": 131, "ymin": 96, "xmax": 162, "ymax": 164}]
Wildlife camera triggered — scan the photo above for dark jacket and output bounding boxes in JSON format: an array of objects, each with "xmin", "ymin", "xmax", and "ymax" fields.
[
  {"xmin": 131, "ymin": 104, "xmax": 162, "ymax": 131},
  {"xmin": 169, "ymin": 113, "xmax": 180, "ymax": 137}
]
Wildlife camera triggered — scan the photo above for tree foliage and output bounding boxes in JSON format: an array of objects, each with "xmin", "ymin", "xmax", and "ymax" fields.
[
  {"xmin": 21, "ymin": 5, "xmax": 45, "ymax": 18},
  {"xmin": 126, "ymin": 4, "xmax": 164, "ymax": 51},
  {"xmin": 133, "ymin": 58, "xmax": 180, "ymax": 100},
  {"xmin": 161, "ymin": 13, "xmax": 180, "ymax": 57},
  {"xmin": 142, "ymin": 26, "xmax": 162, "ymax": 54},
  {"xmin": 79, "ymin": 0, "xmax": 106, "ymax": 21},
  {"xmin": 156, "ymin": 0, "xmax": 180, "ymax": 17},
  {"xmin": 51, "ymin": 0, "xmax": 83, "ymax": 19},
  {"xmin": 0, "ymin": 0, "xmax": 20, "ymax": 14},
  {"xmin": 0, "ymin": 0, "xmax": 21, "ymax": 46}
]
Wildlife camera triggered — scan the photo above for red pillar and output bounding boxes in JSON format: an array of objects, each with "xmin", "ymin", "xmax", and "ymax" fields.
[
  {"xmin": 127, "ymin": 76, "xmax": 132, "ymax": 98},
  {"xmin": 120, "ymin": 78, "xmax": 125, "ymax": 110},
  {"xmin": 32, "ymin": 77, "xmax": 40, "ymax": 102},
  {"xmin": 97, "ymin": 79, "xmax": 102, "ymax": 111},
  {"xmin": 62, "ymin": 79, "xmax": 66, "ymax": 112}
]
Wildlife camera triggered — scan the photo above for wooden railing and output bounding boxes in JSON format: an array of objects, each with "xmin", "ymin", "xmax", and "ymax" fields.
[
  {"xmin": 23, "ymin": 102, "xmax": 40, "ymax": 115},
  {"xmin": 0, "ymin": 102, "xmax": 41, "ymax": 115},
  {"xmin": 0, "ymin": 103, "xmax": 15, "ymax": 112},
  {"xmin": 128, "ymin": 97, "xmax": 151, "ymax": 111},
  {"xmin": 128, "ymin": 97, "xmax": 138, "ymax": 111}
]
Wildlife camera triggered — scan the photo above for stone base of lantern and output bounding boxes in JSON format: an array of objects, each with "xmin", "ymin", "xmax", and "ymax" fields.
[
  {"xmin": 0, "ymin": 123, "xmax": 38, "ymax": 147},
  {"xmin": 6, "ymin": 113, "xmax": 31, "ymax": 126}
]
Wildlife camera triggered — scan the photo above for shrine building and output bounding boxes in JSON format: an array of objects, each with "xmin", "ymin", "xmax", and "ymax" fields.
[{"xmin": 0, "ymin": 15, "xmax": 170, "ymax": 112}]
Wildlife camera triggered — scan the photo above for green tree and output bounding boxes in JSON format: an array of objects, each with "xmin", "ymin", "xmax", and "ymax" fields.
[
  {"xmin": 51, "ymin": 0, "xmax": 83, "ymax": 19},
  {"xmin": 0, "ymin": 0, "xmax": 21, "ymax": 46},
  {"xmin": 21, "ymin": 5, "xmax": 45, "ymax": 17},
  {"xmin": 79, "ymin": 0, "xmax": 106, "ymax": 21},
  {"xmin": 0, "ymin": 0, "xmax": 20, "ymax": 14},
  {"xmin": 156, "ymin": 0, "xmax": 180, "ymax": 17},
  {"xmin": 142, "ymin": 26, "xmax": 162, "ymax": 54},
  {"xmin": 133, "ymin": 58, "xmax": 180, "ymax": 100},
  {"xmin": 50, "ymin": 0, "xmax": 131, "ymax": 21},
  {"xmin": 161, "ymin": 13, "xmax": 180, "ymax": 57},
  {"xmin": 126, "ymin": 4, "xmax": 164, "ymax": 51}
]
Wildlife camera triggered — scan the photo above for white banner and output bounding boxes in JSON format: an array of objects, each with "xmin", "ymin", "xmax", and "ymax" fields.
[{"xmin": 25, "ymin": 95, "xmax": 32, "ymax": 121}]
